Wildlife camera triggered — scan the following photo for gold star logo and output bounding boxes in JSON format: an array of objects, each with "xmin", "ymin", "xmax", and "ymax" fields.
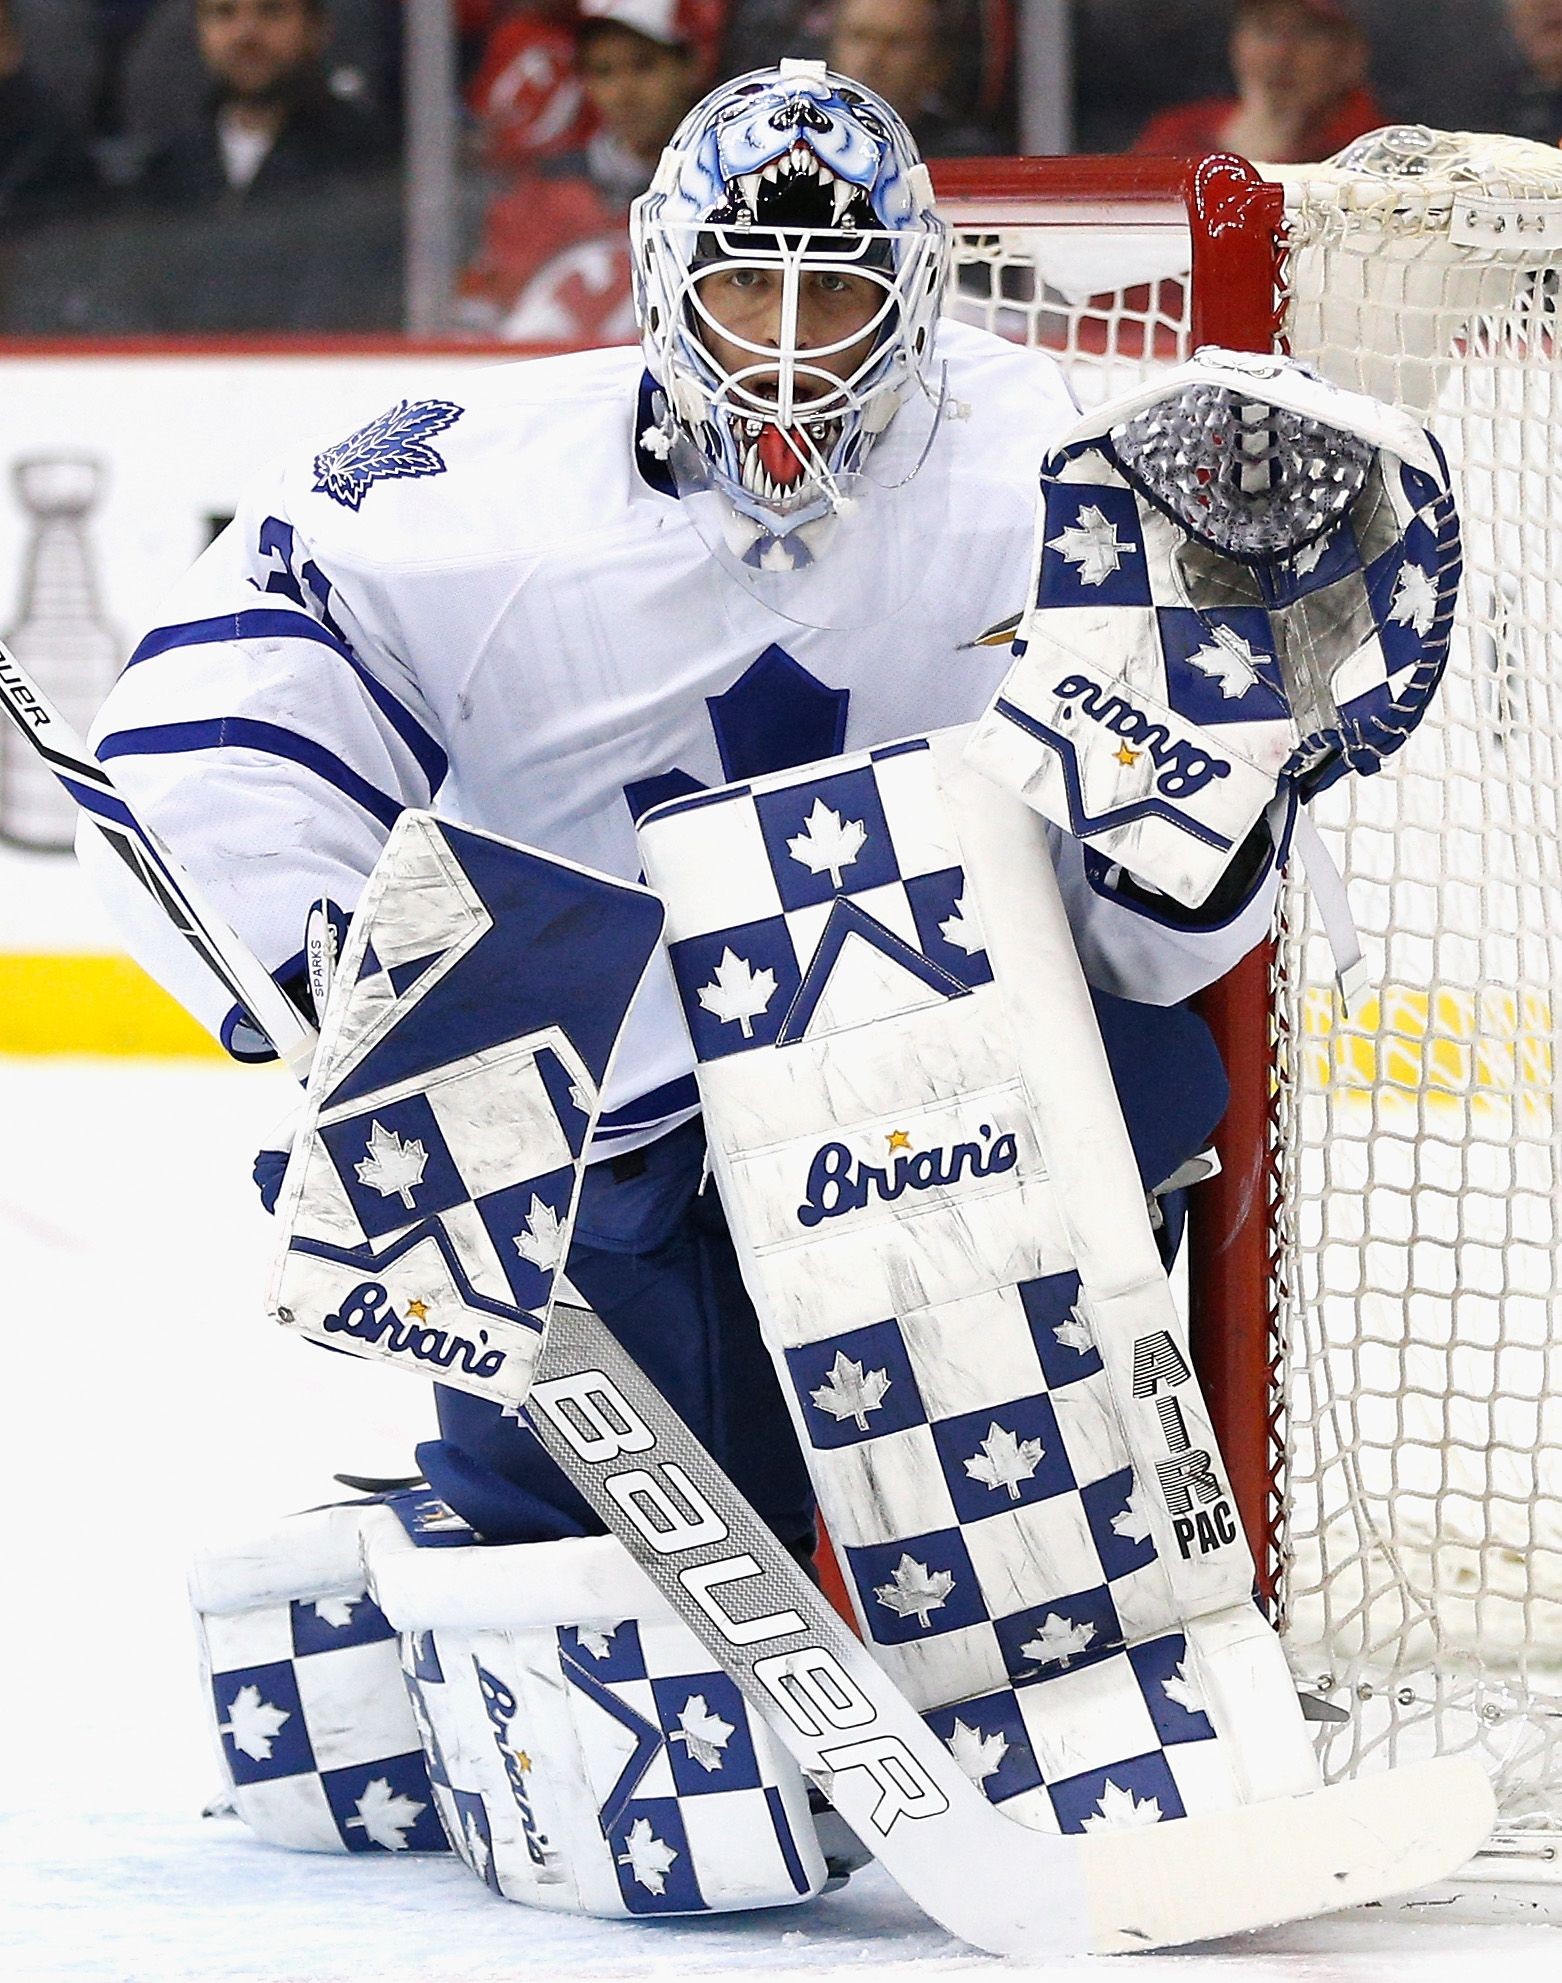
[
  {"xmin": 1115, "ymin": 743, "xmax": 1140, "ymax": 767},
  {"xmin": 406, "ymin": 1299, "xmax": 429, "ymax": 1321},
  {"xmin": 514, "ymin": 1750, "xmax": 532, "ymax": 1773},
  {"xmin": 886, "ymin": 1129, "xmax": 912, "ymax": 1151}
]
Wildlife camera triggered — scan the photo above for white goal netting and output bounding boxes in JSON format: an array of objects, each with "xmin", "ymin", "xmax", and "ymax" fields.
[{"xmin": 944, "ymin": 129, "xmax": 1562, "ymax": 1860}]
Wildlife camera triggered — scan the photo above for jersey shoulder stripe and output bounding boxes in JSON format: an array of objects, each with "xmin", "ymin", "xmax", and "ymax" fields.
[
  {"xmin": 97, "ymin": 718, "xmax": 405, "ymax": 830},
  {"xmin": 126, "ymin": 608, "xmax": 448, "ymax": 796}
]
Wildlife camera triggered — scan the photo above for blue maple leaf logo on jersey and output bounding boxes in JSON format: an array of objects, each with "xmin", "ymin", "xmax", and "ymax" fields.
[{"xmin": 312, "ymin": 399, "xmax": 466, "ymax": 512}]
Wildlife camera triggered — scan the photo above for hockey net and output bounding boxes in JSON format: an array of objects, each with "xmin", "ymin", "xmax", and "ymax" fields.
[{"xmin": 934, "ymin": 131, "xmax": 1562, "ymax": 1873}]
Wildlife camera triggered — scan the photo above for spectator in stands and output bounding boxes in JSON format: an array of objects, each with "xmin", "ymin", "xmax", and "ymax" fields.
[
  {"xmin": 137, "ymin": 0, "xmax": 392, "ymax": 205},
  {"xmin": 465, "ymin": 2, "xmax": 594, "ymax": 170},
  {"xmin": 722, "ymin": 0, "xmax": 1003, "ymax": 144},
  {"xmin": 825, "ymin": 0, "xmax": 999, "ymax": 155},
  {"xmin": 1494, "ymin": 0, "xmax": 1562, "ymax": 142},
  {"xmin": 119, "ymin": 0, "xmax": 401, "ymax": 162},
  {"xmin": 78, "ymin": 0, "xmax": 406, "ymax": 333},
  {"xmin": 463, "ymin": 0, "xmax": 714, "ymax": 344},
  {"xmin": 1133, "ymin": 0, "xmax": 1387, "ymax": 164},
  {"xmin": 0, "ymin": 0, "xmax": 100, "ymax": 220}
]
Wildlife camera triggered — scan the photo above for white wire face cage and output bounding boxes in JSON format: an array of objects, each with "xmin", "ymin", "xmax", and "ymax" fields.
[{"xmin": 630, "ymin": 63, "xmax": 949, "ymax": 541}]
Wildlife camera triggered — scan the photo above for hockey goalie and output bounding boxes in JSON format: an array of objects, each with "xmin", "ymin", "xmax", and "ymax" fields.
[{"xmin": 64, "ymin": 58, "xmax": 1494, "ymax": 1957}]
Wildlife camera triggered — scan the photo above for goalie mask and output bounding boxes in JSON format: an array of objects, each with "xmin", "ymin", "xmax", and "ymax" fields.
[{"xmin": 630, "ymin": 59, "xmax": 950, "ymax": 605}]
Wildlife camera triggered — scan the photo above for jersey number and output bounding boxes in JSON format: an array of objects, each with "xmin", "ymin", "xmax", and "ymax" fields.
[{"xmin": 258, "ymin": 517, "xmax": 349, "ymax": 647}]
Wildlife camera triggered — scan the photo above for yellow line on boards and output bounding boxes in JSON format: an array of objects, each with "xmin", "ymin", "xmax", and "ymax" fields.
[
  {"xmin": 0, "ymin": 954, "xmax": 226, "ymax": 1057},
  {"xmin": 0, "ymin": 955, "xmax": 1553, "ymax": 1100}
]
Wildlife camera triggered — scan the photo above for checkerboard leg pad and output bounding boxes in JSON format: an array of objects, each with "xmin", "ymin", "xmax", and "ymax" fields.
[
  {"xmin": 364, "ymin": 1520, "xmax": 828, "ymax": 1914},
  {"xmin": 638, "ymin": 728, "xmax": 1325, "ymax": 1836},
  {"xmin": 191, "ymin": 1500, "xmax": 452, "ymax": 1854}
]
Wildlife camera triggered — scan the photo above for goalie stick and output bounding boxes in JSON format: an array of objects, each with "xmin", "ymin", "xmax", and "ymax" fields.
[
  {"xmin": 2, "ymin": 646, "xmax": 1495, "ymax": 1954},
  {"xmin": 0, "ymin": 639, "xmax": 317, "ymax": 1080}
]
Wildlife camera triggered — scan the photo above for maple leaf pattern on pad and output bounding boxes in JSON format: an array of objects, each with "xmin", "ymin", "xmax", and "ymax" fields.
[
  {"xmin": 312, "ymin": 398, "xmax": 465, "ymax": 511},
  {"xmin": 874, "ymin": 1554, "xmax": 956, "ymax": 1629},
  {"xmin": 786, "ymin": 799, "xmax": 868, "ymax": 887},
  {"xmin": 1290, "ymin": 534, "xmax": 1329, "ymax": 578},
  {"xmin": 618, "ymin": 1817, "xmax": 679, "ymax": 1893},
  {"xmin": 964, "ymin": 1421, "xmax": 1045, "ymax": 1501},
  {"xmin": 347, "ymin": 1777, "xmax": 427, "ymax": 1850},
  {"xmin": 938, "ymin": 892, "xmax": 986, "ymax": 956},
  {"xmin": 405, "ymin": 1686, "xmax": 436, "ymax": 1757},
  {"xmin": 671, "ymin": 1694, "xmax": 735, "ymax": 1772},
  {"xmin": 1186, "ymin": 632, "xmax": 1262, "ymax": 700},
  {"xmin": 218, "ymin": 1685, "xmax": 291, "ymax": 1762},
  {"xmin": 1021, "ymin": 1611, "xmax": 1097, "ymax": 1670},
  {"xmin": 1047, "ymin": 504, "xmax": 1136, "ymax": 586},
  {"xmin": 946, "ymin": 1719, "xmax": 1009, "ymax": 1785},
  {"xmin": 311, "ymin": 1594, "xmax": 359, "ymax": 1630},
  {"xmin": 576, "ymin": 1623, "xmax": 618, "ymax": 1661},
  {"xmin": 1054, "ymin": 1308, "xmax": 1094, "ymax": 1355},
  {"xmin": 1162, "ymin": 1659, "xmax": 1206, "ymax": 1716},
  {"xmin": 697, "ymin": 948, "xmax": 777, "ymax": 1039},
  {"xmin": 1110, "ymin": 1483, "xmax": 1154, "ymax": 1544},
  {"xmin": 462, "ymin": 1810, "xmax": 491, "ymax": 1880},
  {"xmin": 1081, "ymin": 1779, "xmax": 1164, "ymax": 1832},
  {"xmin": 1389, "ymin": 561, "xmax": 1438, "ymax": 636},
  {"xmin": 809, "ymin": 1351, "xmax": 891, "ymax": 1430},
  {"xmin": 356, "ymin": 1120, "xmax": 428, "ymax": 1210},
  {"xmin": 513, "ymin": 1195, "xmax": 566, "ymax": 1271}
]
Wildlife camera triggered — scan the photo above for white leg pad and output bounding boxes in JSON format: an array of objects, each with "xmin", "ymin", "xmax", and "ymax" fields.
[
  {"xmin": 190, "ymin": 1498, "xmax": 453, "ymax": 1854},
  {"xmin": 636, "ymin": 731, "xmax": 1324, "ymax": 1835},
  {"xmin": 364, "ymin": 1517, "xmax": 829, "ymax": 1915}
]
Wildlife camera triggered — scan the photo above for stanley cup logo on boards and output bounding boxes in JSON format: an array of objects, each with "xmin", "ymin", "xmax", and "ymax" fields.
[{"xmin": 1, "ymin": 456, "xmax": 121, "ymax": 851}]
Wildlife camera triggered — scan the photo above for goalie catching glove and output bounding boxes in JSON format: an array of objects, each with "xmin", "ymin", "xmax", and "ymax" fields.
[{"xmin": 965, "ymin": 347, "xmax": 1460, "ymax": 911}]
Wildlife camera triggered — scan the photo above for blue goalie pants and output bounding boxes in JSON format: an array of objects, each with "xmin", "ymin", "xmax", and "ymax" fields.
[
  {"xmin": 420, "ymin": 1115, "xmax": 820, "ymax": 1548},
  {"xmin": 418, "ymin": 992, "xmax": 1228, "ymax": 1551}
]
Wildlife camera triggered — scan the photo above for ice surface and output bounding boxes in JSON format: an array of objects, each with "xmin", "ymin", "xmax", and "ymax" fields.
[{"xmin": 3, "ymin": 1058, "xmax": 1559, "ymax": 1978}]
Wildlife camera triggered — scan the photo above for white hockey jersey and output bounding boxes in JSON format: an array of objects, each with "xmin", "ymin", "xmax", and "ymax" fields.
[{"xmin": 85, "ymin": 321, "xmax": 1280, "ymax": 1155}]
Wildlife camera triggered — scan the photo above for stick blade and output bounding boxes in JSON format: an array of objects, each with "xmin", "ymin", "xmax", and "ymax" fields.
[{"xmin": 1078, "ymin": 1755, "xmax": 1497, "ymax": 1953}]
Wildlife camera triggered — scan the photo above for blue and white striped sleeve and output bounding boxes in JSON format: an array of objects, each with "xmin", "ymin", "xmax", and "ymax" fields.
[{"xmin": 83, "ymin": 491, "xmax": 448, "ymax": 1058}]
